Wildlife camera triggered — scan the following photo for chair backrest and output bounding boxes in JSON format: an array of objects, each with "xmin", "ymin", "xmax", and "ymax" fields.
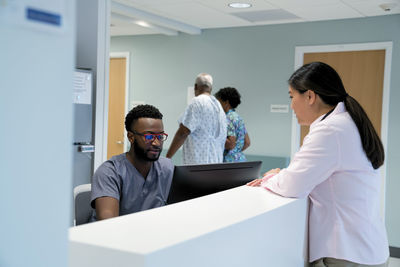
[{"xmin": 73, "ymin": 183, "xmax": 92, "ymax": 226}]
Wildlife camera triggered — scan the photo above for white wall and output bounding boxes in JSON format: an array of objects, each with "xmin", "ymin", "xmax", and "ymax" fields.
[{"xmin": 0, "ymin": 2, "xmax": 75, "ymax": 266}]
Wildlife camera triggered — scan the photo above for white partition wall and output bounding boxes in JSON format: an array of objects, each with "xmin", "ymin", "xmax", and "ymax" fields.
[
  {"xmin": 70, "ymin": 186, "xmax": 308, "ymax": 267},
  {"xmin": 0, "ymin": 1, "xmax": 75, "ymax": 266}
]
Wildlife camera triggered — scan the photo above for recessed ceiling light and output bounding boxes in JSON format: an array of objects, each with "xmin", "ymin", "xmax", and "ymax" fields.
[
  {"xmin": 134, "ymin": 20, "xmax": 152, "ymax": 28},
  {"xmin": 228, "ymin": 2, "xmax": 252, "ymax": 8}
]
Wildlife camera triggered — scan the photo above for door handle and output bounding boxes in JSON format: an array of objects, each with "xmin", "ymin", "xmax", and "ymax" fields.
[{"xmin": 116, "ymin": 141, "xmax": 124, "ymax": 144}]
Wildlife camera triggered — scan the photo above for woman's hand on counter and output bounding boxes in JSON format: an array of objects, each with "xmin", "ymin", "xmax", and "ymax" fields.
[
  {"xmin": 246, "ymin": 168, "xmax": 281, "ymax": 187},
  {"xmin": 263, "ymin": 168, "xmax": 281, "ymax": 177},
  {"xmin": 247, "ymin": 178, "xmax": 263, "ymax": 187}
]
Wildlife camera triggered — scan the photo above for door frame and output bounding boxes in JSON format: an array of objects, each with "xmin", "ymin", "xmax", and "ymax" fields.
[
  {"xmin": 109, "ymin": 52, "xmax": 130, "ymax": 153},
  {"xmin": 292, "ymin": 41, "xmax": 393, "ymax": 215},
  {"xmin": 93, "ymin": 0, "xmax": 110, "ymax": 171}
]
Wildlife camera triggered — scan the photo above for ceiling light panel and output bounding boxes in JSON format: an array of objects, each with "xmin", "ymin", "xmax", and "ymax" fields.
[{"xmin": 232, "ymin": 9, "xmax": 300, "ymax": 22}]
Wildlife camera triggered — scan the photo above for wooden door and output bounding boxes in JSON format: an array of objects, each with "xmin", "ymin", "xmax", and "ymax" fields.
[
  {"xmin": 107, "ymin": 57, "xmax": 126, "ymax": 159},
  {"xmin": 300, "ymin": 50, "xmax": 385, "ymax": 143}
]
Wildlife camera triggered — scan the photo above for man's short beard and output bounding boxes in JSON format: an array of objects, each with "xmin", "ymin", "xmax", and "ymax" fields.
[{"xmin": 133, "ymin": 139, "xmax": 160, "ymax": 162}]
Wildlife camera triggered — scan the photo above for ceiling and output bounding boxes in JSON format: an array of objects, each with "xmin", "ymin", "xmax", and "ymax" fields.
[{"xmin": 110, "ymin": 0, "xmax": 400, "ymax": 36}]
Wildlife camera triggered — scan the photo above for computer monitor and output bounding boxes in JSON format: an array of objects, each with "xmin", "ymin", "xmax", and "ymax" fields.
[{"xmin": 167, "ymin": 161, "xmax": 262, "ymax": 204}]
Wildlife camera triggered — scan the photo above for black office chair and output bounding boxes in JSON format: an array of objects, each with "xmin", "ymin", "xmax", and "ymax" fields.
[{"xmin": 73, "ymin": 184, "xmax": 93, "ymax": 226}]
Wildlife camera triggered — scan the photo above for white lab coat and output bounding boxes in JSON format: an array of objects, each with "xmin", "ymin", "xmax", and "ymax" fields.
[{"xmin": 263, "ymin": 102, "xmax": 389, "ymax": 264}]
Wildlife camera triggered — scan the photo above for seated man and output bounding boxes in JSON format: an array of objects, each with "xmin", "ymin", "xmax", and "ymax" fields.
[{"xmin": 90, "ymin": 104, "xmax": 174, "ymax": 221}]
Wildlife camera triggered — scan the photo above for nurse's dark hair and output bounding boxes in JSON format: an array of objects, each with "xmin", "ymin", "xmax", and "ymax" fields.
[
  {"xmin": 125, "ymin": 104, "xmax": 163, "ymax": 132},
  {"xmin": 288, "ymin": 61, "xmax": 384, "ymax": 169},
  {"xmin": 215, "ymin": 87, "xmax": 242, "ymax": 108}
]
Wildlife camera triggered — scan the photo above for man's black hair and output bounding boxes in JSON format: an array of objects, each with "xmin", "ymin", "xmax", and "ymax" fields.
[
  {"xmin": 215, "ymin": 87, "xmax": 241, "ymax": 109},
  {"xmin": 125, "ymin": 104, "xmax": 163, "ymax": 132}
]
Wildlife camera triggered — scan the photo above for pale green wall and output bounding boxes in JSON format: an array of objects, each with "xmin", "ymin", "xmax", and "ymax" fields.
[{"xmin": 111, "ymin": 15, "xmax": 400, "ymax": 247}]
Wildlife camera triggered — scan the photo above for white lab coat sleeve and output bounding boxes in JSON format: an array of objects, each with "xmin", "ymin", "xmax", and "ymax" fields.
[{"xmin": 264, "ymin": 123, "xmax": 340, "ymax": 198}]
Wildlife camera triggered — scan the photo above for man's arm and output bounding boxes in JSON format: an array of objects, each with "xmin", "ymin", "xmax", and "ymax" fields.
[
  {"xmin": 242, "ymin": 133, "xmax": 250, "ymax": 151},
  {"xmin": 95, "ymin": 196, "xmax": 119, "ymax": 220},
  {"xmin": 166, "ymin": 123, "xmax": 190, "ymax": 158},
  {"xmin": 225, "ymin": 136, "xmax": 236, "ymax": 150}
]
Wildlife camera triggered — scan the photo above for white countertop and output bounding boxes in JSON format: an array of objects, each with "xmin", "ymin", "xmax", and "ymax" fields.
[{"xmin": 69, "ymin": 185, "xmax": 300, "ymax": 254}]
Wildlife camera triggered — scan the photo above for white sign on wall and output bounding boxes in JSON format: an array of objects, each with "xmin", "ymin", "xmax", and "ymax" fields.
[{"xmin": 270, "ymin": 104, "xmax": 289, "ymax": 113}]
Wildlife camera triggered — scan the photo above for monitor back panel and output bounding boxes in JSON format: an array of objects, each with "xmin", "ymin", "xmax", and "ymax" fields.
[{"xmin": 168, "ymin": 161, "xmax": 262, "ymax": 204}]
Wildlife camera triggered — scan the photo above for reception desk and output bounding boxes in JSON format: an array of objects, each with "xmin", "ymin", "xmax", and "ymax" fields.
[{"xmin": 69, "ymin": 185, "xmax": 308, "ymax": 267}]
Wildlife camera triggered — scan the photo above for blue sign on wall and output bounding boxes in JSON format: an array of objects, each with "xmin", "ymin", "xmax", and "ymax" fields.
[{"xmin": 26, "ymin": 7, "xmax": 61, "ymax": 26}]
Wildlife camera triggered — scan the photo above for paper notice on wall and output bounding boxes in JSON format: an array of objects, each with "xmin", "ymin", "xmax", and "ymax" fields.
[{"xmin": 73, "ymin": 71, "xmax": 92, "ymax": 105}]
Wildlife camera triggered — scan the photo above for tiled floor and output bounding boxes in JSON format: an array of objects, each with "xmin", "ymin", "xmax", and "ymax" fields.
[{"xmin": 389, "ymin": 257, "xmax": 400, "ymax": 267}]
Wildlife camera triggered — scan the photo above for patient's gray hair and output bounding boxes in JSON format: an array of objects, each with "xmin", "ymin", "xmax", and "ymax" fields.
[{"xmin": 195, "ymin": 73, "xmax": 213, "ymax": 89}]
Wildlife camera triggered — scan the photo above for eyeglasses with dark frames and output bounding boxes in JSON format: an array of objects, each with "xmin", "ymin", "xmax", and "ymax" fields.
[{"xmin": 130, "ymin": 131, "xmax": 168, "ymax": 143}]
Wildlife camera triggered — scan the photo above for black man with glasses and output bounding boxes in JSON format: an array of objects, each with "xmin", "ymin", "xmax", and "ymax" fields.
[{"xmin": 90, "ymin": 104, "xmax": 174, "ymax": 221}]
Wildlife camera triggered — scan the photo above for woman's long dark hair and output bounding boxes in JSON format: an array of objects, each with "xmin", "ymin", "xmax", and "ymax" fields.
[{"xmin": 288, "ymin": 62, "xmax": 384, "ymax": 169}]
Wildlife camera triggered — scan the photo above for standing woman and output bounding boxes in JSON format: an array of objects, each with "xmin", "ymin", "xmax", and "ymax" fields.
[
  {"xmin": 215, "ymin": 87, "xmax": 250, "ymax": 162},
  {"xmin": 248, "ymin": 62, "xmax": 389, "ymax": 267}
]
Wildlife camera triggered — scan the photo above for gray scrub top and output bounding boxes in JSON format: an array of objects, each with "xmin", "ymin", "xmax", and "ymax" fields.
[{"xmin": 90, "ymin": 153, "xmax": 174, "ymax": 220}]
